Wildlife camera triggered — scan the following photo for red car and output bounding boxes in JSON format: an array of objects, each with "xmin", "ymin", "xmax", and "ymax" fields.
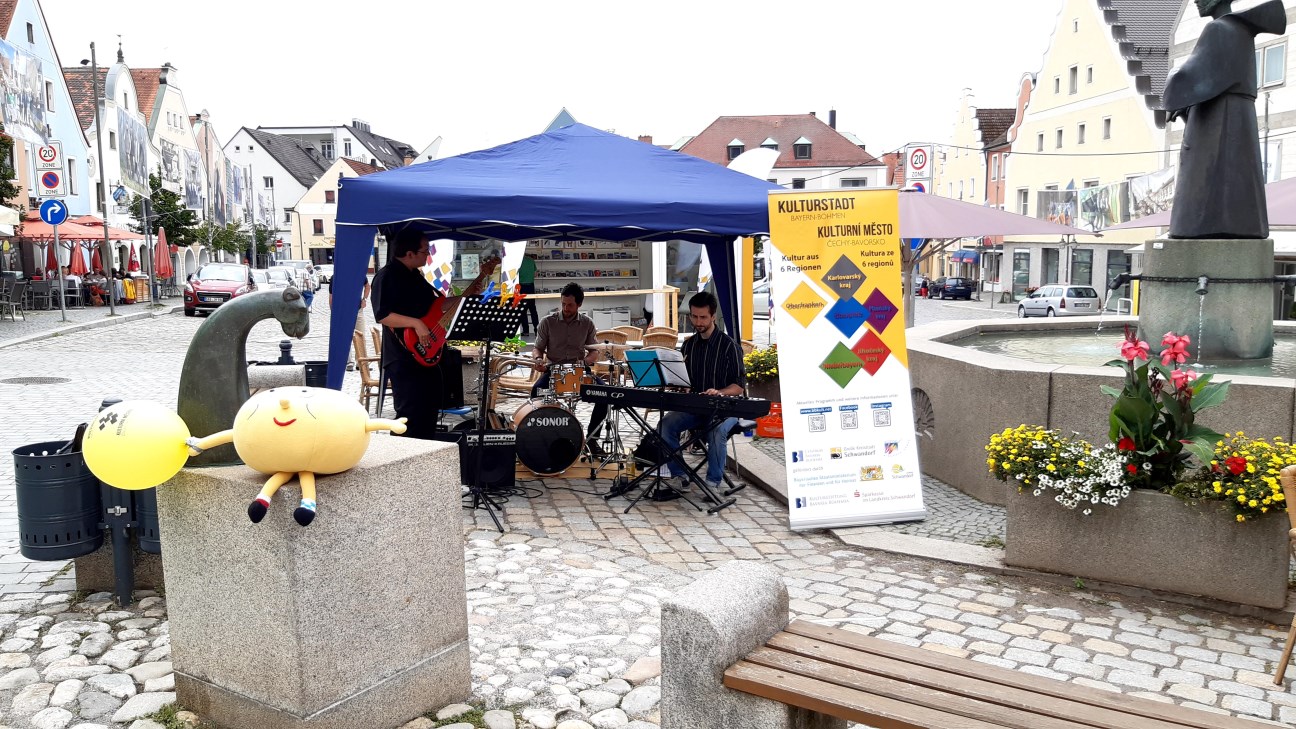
[{"xmin": 184, "ymin": 263, "xmax": 255, "ymax": 316}]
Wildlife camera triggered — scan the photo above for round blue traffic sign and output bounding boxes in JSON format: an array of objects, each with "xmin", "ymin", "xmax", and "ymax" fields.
[{"xmin": 38, "ymin": 199, "xmax": 67, "ymax": 226}]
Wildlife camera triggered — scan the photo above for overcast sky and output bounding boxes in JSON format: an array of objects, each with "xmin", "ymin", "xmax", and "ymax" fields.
[{"xmin": 42, "ymin": 0, "xmax": 1064, "ymax": 159}]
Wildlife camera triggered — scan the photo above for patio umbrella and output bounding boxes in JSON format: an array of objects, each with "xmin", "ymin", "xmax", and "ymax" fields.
[
  {"xmin": 128, "ymin": 243, "xmax": 140, "ymax": 273},
  {"xmin": 68, "ymin": 243, "xmax": 88, "ymax": 276},
  {"xmin": 897, "ymin": 188, "xmax": 1093, "ymax": 238},
  {"xmin": 154, "ymin": 228, "xmax": 174, "ymax": 278},
  {"xmin": 91, "ymin": 245, "xmax": 102, "ymax": 272},
  {"xmin": 44, "ymin": 241, "xmax": 57, "ymax": 273},
  {"xmin": 1108, "ymin": 176, "xmax": 1296, "ymax": 231}
]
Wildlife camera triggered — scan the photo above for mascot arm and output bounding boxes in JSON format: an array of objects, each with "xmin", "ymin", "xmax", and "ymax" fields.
[
  {"xmin": 366, "ymin": 417, "xmax": 408, "ymax": 434},
  {"xmin": 187, "ymin": 429, "xmax": 235, "ymax": 456}
]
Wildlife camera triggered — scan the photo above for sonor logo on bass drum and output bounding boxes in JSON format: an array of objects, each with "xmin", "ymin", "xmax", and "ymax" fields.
[{"xmin": 529, "ymin": 417, "xmax": 575, "ymax": 428}]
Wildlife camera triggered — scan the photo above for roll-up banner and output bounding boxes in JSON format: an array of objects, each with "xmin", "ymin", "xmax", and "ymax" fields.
[{"xmin": 766, "ymin": 189, "xmax": 926, "ymax": 531}]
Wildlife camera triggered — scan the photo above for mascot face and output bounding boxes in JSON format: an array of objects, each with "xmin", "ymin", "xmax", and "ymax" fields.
[{"xmin": 233, "ymin": 387, "xmax": 370, "ymax": 474}]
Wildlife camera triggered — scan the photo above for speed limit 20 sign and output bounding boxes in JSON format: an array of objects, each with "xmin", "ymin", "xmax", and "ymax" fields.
[
  {"xmin": 904, "ymin": 144, "xmax": 933, "ymax": 181},
  {"xmin": 35, "ymin": 142, "xmax": 62, "ymax": 171}
]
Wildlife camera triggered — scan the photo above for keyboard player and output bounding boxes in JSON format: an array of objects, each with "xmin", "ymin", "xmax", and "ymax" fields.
[{"xmin": 658, "ymin": 291, "xmax": 747, "ymax": 493}]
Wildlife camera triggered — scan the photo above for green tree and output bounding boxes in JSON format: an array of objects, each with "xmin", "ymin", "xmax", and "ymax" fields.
[
  {"xmin": 0, "ymin": 125, "xmax": 21, "ymax": 208},
  {"xmin": 197, "ymin": 221, "xmax": 248, "ymax": 257},
  {"xmin": 129, "ymin": 173, "xmax": 200, "ymax": 248}
]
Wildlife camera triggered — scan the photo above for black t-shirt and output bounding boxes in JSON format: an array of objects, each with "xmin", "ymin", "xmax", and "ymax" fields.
[
  {"xmin": 681, "ymin": 329, "xmax": 745, "ymax": 393},
  {"xmin": 371, "ymin": 261, "xmax": 440, "ymax": 370}
]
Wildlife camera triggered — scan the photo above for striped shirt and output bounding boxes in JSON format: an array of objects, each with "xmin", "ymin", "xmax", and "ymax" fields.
[{"xmin": 681, "ymin": 329, "xmax": 745, "ymax": 393}]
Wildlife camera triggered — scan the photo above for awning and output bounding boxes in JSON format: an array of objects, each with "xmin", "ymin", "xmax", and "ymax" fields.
[{"xmin": 950, "ymin": 250, "xmax": 980, "ymax": 263}]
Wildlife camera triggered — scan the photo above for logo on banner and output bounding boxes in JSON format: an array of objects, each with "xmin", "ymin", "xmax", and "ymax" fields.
[
  {"xmin": 872, "ymin": 402, "xmax": 893, "ymax": 427},
  {"xmin": 791, "ymin": 450, "xmax": 824, "ymax": 463},
  {"xmin": 884, "ymin": 441, "xmax": 900, "ymax": 455},
  {"xmin": 830, "ymin": 448, "xmax": 843, "ymax": 460},
  {"xmin": 860, "ymin": 466, "xmax": 884, "ymax": 482}
]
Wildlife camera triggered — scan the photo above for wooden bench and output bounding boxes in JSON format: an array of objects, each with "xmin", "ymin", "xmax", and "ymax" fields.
[{"xmin": 724, "ymin": 619, "xmax": 1272, "ymax": 729}]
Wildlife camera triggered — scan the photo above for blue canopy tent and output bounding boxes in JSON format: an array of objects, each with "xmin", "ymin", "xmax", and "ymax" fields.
[{"xmin": 326, "ymin": 124, "xmax": 781, "ymax": 389}]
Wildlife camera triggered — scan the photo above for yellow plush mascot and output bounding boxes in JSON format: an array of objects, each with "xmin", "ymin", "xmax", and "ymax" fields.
[{"xmin": 186, "ymin": 387, "xmax": 407, "ymax": 526}]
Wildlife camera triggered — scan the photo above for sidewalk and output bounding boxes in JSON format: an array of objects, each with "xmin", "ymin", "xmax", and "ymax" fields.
[{"xmin": 0, "ymin": 300, "xmax": 182, "ymax": 350}]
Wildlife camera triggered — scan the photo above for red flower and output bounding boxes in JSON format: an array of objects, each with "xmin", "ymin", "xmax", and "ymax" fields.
[
  {"xmin": 1120, "ymin": 339, "xmax": 1150, "ymax": 362},
  {"xmin": 1169, "ymin": 368, "xmax": 1198, "ymax": 391},
  {"xmin": 1126, "ymin": 463, "xmax": 1139, "ymax": 474},
  {"xmin": 1117, "ymin": 437, "xmax": 1136, "ymax": 451},
  {"xmin": 1225, "ymin": 456, "xmax": 1247, "ymax": 476},
  {"xmin": 1159, "ymin": 332, "xmax": 1192, "ymax": 366}
]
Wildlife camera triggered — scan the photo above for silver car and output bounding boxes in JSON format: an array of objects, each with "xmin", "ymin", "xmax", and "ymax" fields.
[{"xmin": 1018, "ymin": 284, "xmax": 1102, "ymax": 318}]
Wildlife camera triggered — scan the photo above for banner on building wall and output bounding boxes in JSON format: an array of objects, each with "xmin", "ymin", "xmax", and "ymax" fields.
[
  {"xmin": 224, "ymin": 158, "xmax": 234, "ymax": 225},
  {"xmin": 182, "ymin": 149, "xmax": 203, "ymax": 210},
  {"xmin": 767, "ymin": 189, "xmax": 926, "ymax": 531},
  {"xmin": 160, "ymin": 139, "xmax": 182, "ymax": 189},
  {"xmin": 1078, "ymin": 182, "xmax": 1130, "ymax": 233},
  {"xmin": 0, "ymin": 38, "xmax": 47, "ymax": 145},
  {"xmin": 1036, "ymin": 189, "xmax": 1078, "ymax": 227},
  {"xmin": 117, "ymin": 109, "xmax": 149, "ymax": 195},
  {"xmin": 1128, "ymin": 168, "xmax": 1175, "ymax": 220}
]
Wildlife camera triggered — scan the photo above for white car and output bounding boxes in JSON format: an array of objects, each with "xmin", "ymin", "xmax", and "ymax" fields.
[
  {"xmin": 753, "ymin": 280, "xmax": 770, "ymax": 319},
  {"xmin": 1018, "ymin": 284, "xmax": 1102, "ymax": 318}
]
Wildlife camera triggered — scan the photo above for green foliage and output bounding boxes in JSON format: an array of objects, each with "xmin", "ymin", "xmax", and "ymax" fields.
[
  {"xmin": 0, "ymin": 125, "xmax": 20, "ymax": 209},
  {"xmin": 129, "ymin": 173, "xmax": 201, "ymax": 248},
  {"xmin": 198, "ymin": 221, "xmax": 249, "ymax": 257}
]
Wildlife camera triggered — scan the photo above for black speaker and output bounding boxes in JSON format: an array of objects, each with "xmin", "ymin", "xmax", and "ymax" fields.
[
  {"xmin": 434, "ymin": 431, "xmax": 515, "ymax": 492},
  {"xmin": 440, "ymin": 346, "xmax": 465, "ymax": 408}
]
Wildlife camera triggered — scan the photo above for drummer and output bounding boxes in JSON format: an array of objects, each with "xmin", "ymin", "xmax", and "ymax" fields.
[{"xmin": 531, "ymin": 282, "xmax": 610, "ymax": 457}]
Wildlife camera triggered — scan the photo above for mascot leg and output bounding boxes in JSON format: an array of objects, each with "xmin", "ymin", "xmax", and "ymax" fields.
[
  {"xmin": 294, "ymin": 472, "xmax": 317, "ymax": 526},
  {"xmin": 249, "ymin": 472, "xmax": 294, "ymax": 523}
]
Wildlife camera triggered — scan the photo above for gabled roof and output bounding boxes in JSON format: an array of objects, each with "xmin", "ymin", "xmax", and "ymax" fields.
[
  {"xmin": 129, "ymin": 68, "xmax": 162, "ymax": 127},
  {"xmin": 1099, "ymin": 0, "xmax": 1179, "ymax": 124},
  {"xmin": 679, "ymin": 115, "xmax": 881, "ymax": 169},
  {"xmin": 342, "ymin": 125, "xmax": 417, "ymax": 170},
  {"xmin": 0, "ymin": 1, "xmax": 16, "ymax": 39},
  {"xmin": 243, "ymin": 127, "xmax": 328, "ymax": 188},
  {"xmin": 545, "ymin": 108, "xmax": 578, "ymax": 133},
  {"xmin": 62, "ymin": 66, "xmax": 106, "ymax": 131},
  {"xmin": 976, "ymin": 108, "xmax": 1015, "ymax": 149},
  {"xmin": 342, "ymin": 158, "xmax": 382, "ymax": 176}
]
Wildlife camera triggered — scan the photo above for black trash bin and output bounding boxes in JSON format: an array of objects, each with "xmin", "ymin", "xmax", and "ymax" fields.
[
  {"xmin": 303, "ymin": 361, "xmax": 328, "ymax": 388},
  {"xmin": 133, "ymin": 489, "xmax": 161, "ymax": 555},
  {"xmin": 13, "ymin": 441, "xmax": 104, "ymax": 561}
]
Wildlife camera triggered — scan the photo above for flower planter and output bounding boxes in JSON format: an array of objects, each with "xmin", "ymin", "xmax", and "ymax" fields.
[
  {"xmin": 1006, "ymin": 489, "xmax": 1289, "ymax": 608},
  {"xmin": 747, "ymin": 380, "xmax": 781, "ymax": 403}
]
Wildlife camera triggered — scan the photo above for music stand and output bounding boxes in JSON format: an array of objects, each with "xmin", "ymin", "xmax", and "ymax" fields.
[{"xmin": 448, "ymin": 294, "xmax": 526, "ymax": 532}]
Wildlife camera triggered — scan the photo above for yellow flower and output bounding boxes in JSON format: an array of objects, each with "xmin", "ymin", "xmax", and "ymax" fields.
[
  {"xmin": 1276, "ymin": 493, "xmax": 1285, "ymax": 502},
  {"xmin": 1237, "ymin": 514, "xmax": 1247, "ymax": 522},
  {"xmin": 1045, "ymin": 464, "xmax": 1056, "ymax": 472},
  {"xmin": 1249, "ymin": 499, "xmax": 1258, "ymax": 508},
  {"xmin": 1213, "ymin": 484, "xmax": 1223, "ymax": 493}
]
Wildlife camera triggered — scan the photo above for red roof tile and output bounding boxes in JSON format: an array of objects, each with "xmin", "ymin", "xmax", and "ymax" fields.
[
  {"xmin": 679, "ymin": 114, "xmax": 880, "ymax": 169},
  {"xmin": 62, "ymin": 66, "xmax": 105, "ymax": 132},
  {"xmin": 0, "ymin": 1, "xmax": 16, "ymax": 40},
  {"xmin": 130, "ymin": 68, "xmax": 162, "ymax": 127},
  {"xmin": 342, "ymin": 158, "xmax": 382, "ymax": 176}
]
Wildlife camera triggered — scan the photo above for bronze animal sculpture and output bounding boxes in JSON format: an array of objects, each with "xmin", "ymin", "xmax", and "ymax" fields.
[{"xmin": 178, "ymin": 288, "xmax": 310, "ymax": 465}]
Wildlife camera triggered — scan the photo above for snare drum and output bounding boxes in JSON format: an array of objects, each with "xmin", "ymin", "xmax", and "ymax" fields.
[
  {"xmin": 512, "ymin": 400, "xmax": 584, "ymax": 475},
  {"xmin": 550, "ymin": 364, "xmax": 594, "ymax": 396}
]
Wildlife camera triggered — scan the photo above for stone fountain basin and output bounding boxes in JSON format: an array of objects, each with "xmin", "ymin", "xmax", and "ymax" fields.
[{"xmin": 907, "ymin": 316, "xmax": 1296, "ymax": 506}]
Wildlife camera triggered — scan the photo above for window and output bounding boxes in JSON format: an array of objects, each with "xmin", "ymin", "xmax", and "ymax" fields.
[
  {"xmin": 44, "ymin": 81, "xmax": 53, "ymax": 112},
  {"xmin": 96, "ymin": 182, "xmax": 103, "ymax": 211},
  {"xmin": 343, "ymin": 138, "xmax": 352, "ymax": 156},
  {"xmin": 1012, "ymin": 249, "xmax": 1031, "ymax": 298},
  {"xmin": 958, "ymin": 180, "xmax": 964, "ymax": 199},
  {"xmin": 321, "ymin": 140, "xmax": 334, "ymax": 159},
  {"xmin": 1069, "ymin": 66, "xmax": 1078, "ymax": 94},
  {"xmin": 1017, "ymin": 189, "xmax": 1030, "ymax": 216},
  {"xmin": 1036, "ymin": 133, "xmax": 1044, "ymax": 152},
  {"xmin": 969, "ymin": 178, "xmax": 975, "ymax": 198},
  {"xmin": 1083, "ymin": 179, "xmax": 1099, "ymax": 188},
  {"xmin": 991, "ymin": 155, "xmax": 999, "ymax": 181},
  {"xmin": 727, "ymin": 144, "xmax": 744, "ymax": 161},
  {"xmin": 25, "ymin": 23, "xmax": 33, "ymax": 43},
  {"xmin": 1055, "ymin": 129, "xmax": 1063, "ymax": 149},
  {"xmin": 109, "ymin": 131, "xmax": 116, "ymax": 150},
  {"xmin": 1078, "ymin": 123, "xmax": 1086, "ymax": 144},
  {"xmin": 122, "ymin": 92, "xmax": 128, "ymax": 109},
  {"xmin": 67, "ymin": 159, "xmax": 75, "ymax": 194},
  {"xmin": 1106, "ymin": 252, "xmax": 1131, "ymax": 308},
  {"xmin": 324, "ymin": 190, "xmax": 335, "ymax": 203},
  {"xmin": 1002, "ymin": 153, "xmax": 1009, "ymax": 179},
  {"xmin": 766, "ymin": 178, "xmax": 777, "ymax": 184},
  {"xmin": 1053, "ymin": 76, "xmax": 1060, "ymax": 94},
  {"xmin": 234, "ymin": 145, "xmax": 240, "ymax": 152},
  {"xmin": 283, "ymin": 208, "xmax": 292, "ymax": 224},
  {"xmin": 263, "ymin": 176, "xmax": 274, "ymax": 189},
  {"xmin": 792, "ymin": 178, "xmax": 806, "ymax": 189},
  {"xmin": 1043, "ymin": 249, "xmax": 1060, "ymax": 284},
  {"xmin": 1103, "ymin": 117, "xmax": 1112, "ymax": 139},
  {"xmin": 312, "ymin": 219, "xmax": 324, "ymax": 235},
  {"xmin": 840, "ymin": 178, "xmax": 869, "ymax": 188},
  {"xmin": 793, "ymin": 143, "xmax": 811, "ymax": 160},
  {"xmin": 761, "ymin": 140, "xmax": 778, "ymax": 151},
  {"xmin": 1257, "ymin": 42, "xmax": 1287, "ymax": 88},
  {"xmin": 1072, "ymin": 18, "xmax": 1079, "ymax": 32},
  {"xmin": 1071, "ymin": 249, "xmax": 1093, "ymax": 285},
  {"xmin": 1087, "ymin": 66, "xmax": 1094, "ymax": 84}
]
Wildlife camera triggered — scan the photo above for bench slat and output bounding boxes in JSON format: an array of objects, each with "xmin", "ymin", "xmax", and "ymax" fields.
[
  {"xmin": 745, "ymin": 644, "xmax": 1103, "ymax": 729},
  {"xmin": 784, "ymin": 621, "xmax": 1272, "ymax": 729},
  {"xmin": 724, "ymin": 659, "xmax": 1013, "ymax": 729},
  {"xmin": 757, "ymin": 637, "xmax": 1178, "ymax": 729}
]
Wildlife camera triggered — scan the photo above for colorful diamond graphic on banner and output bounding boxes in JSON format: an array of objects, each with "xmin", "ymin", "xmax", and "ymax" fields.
[
  {"xmin": 820, "ymin": 342, "xmax": 865, "ymax": 388},
  {"xmin": 851, "ymin": 330, "xmax": 892, "ymax": 376},
  {"xmin": 825, "ymin": 297, "xmax": 868, "ymax": 338},
  {"xmin": 782, "ymin": 281, "xmax": 828, "ymax": 329},
  {"xmin": 820, "ymin": 255, "xmax": 866, "ymax": 301},
  {"xmin": 862, "ymin": 288, "xmax": 899, "ymax": 334}
]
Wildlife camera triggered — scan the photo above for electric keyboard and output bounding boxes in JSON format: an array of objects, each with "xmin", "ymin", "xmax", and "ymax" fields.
[{"xmin": 579, "ymin": 384, "xmax": 771, "ymax": 420}]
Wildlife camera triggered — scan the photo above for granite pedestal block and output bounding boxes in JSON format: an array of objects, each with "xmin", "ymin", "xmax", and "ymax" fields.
[
  {"xmin": 157, "ymin": 436, "xmax": 469, "ymax": 729},
  {"xmin": 247, "ymin": 364, "xmax": 306, "ymax": 393},
  {"xmin": 1139, "ymin": 238, "xmax": 1275, "ymax": 359},
  {"xmin": 73, "ymin": 537, "xmax": 164, "ymax": 592},
  {"xmin": 660, "ymin": 561, "xmax": 844, "ymax": 729}
]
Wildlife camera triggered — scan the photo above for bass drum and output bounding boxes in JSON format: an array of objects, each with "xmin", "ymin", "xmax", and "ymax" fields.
[{"xmin": 512, "ymin": 401, "xmax": 584, "ymax": 475}]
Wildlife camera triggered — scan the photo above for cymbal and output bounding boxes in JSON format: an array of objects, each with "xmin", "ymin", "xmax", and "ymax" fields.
[{"xmin": 583, "ymin": 343, "xmax": 625, "ymax": 350}]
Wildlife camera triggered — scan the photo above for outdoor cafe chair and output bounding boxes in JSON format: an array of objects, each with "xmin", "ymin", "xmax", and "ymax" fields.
[
  {"xmin": 29, "ymin": 280, "xmax": 51, "ymax": 310},
  {"xmin": 62, "ymin": 282, "xmax": 83, "ymax": 309},
  {"xmin": 0, "ymin": 281, "xmax": 28, "ymax": 322}
]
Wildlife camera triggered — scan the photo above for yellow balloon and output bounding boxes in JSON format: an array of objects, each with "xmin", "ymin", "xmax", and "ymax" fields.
[{"xmin": 82, "ymin": 400, "xmax": 191, "ymax": 490}]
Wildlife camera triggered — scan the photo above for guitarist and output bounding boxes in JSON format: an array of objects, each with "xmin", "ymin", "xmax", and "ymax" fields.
[{"xmin": 373, "ymin": 229, "xmax": 497, "ymax": 440}]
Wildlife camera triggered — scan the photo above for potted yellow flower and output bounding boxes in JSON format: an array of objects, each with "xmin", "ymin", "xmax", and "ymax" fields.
[{"xmin": 744, "ymin": 345, "xmax": 780, "ymax": 402}]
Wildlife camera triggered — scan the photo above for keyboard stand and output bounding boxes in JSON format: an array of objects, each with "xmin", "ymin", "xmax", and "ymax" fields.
[{"xmin": 607, "ymin": 404, "xmax": 737, "ymax": 515}]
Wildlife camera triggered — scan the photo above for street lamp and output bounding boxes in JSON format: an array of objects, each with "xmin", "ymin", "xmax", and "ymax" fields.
[{"xmin": 80, "ymin": 44, "xmax": 115, "ymax": 315}]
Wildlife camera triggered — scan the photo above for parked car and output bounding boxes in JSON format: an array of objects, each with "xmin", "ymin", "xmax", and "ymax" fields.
[
  {"xmin": 1017, "ymin": 284, "xmax": 1102, "ymax": 318},
  {"xmin": 184, "ymin": 263, "xmax": 253, "ymax": 316},
  {"xmin": 753, "ymin": 279, "xmax": 770, "ymax": 319},
  {"xmin": 271, "ymin": 265, "xmax": 311, "ymax": 291},
  {"xmin": 314, "ymin": 264, "xmax": 334, "ymax": 284},
  {"xmin": 254, "ymin": 268, "xmax": 294, "ymax": 290},
  {"xmin": 926, "ymin": 276, "xmax": 975, "ymax": 300}
]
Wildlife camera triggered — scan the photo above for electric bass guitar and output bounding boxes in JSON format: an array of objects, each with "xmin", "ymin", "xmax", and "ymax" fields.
[{"xmin": 401, "ymin": 255, "xmax": 500, "ymax": 367}]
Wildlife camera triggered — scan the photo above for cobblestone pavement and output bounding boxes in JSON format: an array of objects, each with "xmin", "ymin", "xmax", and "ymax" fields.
[
  {"xmin": 0, "ymin": 300, "xmax": 173, "ymax": 347},
  {"xmin": 0, "ymin": 298, "xmax": 1292, "ymax": 725}
]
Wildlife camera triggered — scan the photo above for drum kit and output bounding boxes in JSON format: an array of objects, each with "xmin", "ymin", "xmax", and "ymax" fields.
[{"xmin": 508, "ymin": 342, "xmax": 631, "ymax": 477}]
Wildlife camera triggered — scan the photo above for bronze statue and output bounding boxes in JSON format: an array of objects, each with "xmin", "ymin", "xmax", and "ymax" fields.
[
  {"xmin": 178, "ymin": 288, "xmax": 310, "ymax": 465},
  {"xmin": 1163, "ymin": 0, "xmax": 1286, "ymax": 239}
]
